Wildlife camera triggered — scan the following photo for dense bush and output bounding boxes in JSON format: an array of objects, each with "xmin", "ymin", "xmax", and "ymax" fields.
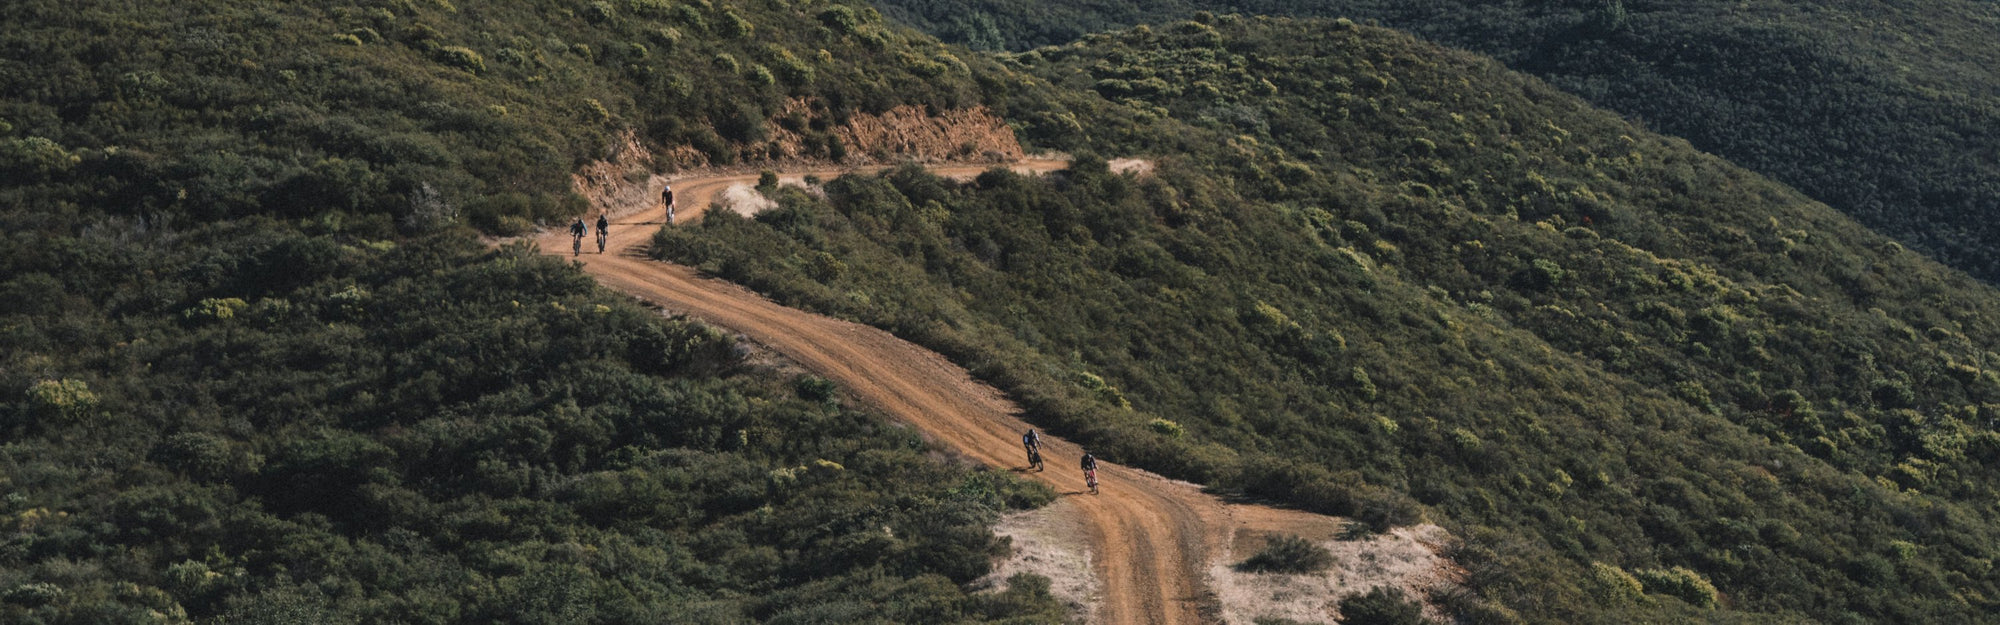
[
  {"xmin": 1337, "ymin": 586, "xmax": 1429, "ymax": 625},
  {"xmin": 1236, "ymin": 534, "xmax": 1334, "ymax": 574},
  {"xmin": 1632, "ymin": 567, "xmax": 1720, "ymax": 609}
]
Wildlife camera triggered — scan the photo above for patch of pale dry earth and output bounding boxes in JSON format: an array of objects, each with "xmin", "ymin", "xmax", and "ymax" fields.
[
  {"xmin": 979, "ymin": 499, "xmax": 1101, "ymax": 623},
  {"xmin": 1211, "ymin": 524, "xmax": 1459, "ymax": 624},
  {"xmin": 716, "ymin": 183, "xmax": 780, "ymax": 217},
  {"xmin": 1108, "ymin": 158, "xmax": 1155, "ymax": 176}
]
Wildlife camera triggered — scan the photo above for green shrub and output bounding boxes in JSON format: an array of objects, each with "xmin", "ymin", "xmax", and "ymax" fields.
[
  {"xmin": 27, "ymin": 379, "xmax": 99, "ymax": 424},
  {"xmin": 153, "ymin": 432, "xmax": 239, "ymax": 480},
  {"xmin": 1354, "ymin": 489, "xmax": 1423, "ymax": 532},
  {"xmin": 1075, "ymin": 371, "xmax": 1131, "ymax": 409},
  {"xmin": 2, "ymin": 582, "xmax": 64, "ymax": 607},
  {"xmin": 795, "ymin": 375, "xmax": 838, "ymax": 403},
  {"xmin": 1237, "ymin": 534, "xmax": 1334, "ymax": 573},
  {"xmin": 1585, "ymin": 562, "xmax": 1645, "ymax": 606},
  {"xmin": 746, "ymin": 64, "xmax": 775, "ymax": 86},
  {"xmin": 583, "ymin": 98, "xmax": 612, "ymax": 123},
  {"xmin": 1337, "ymin": 586, "xmax": 1427, "ymax": 625},
  {"xmin": 670, "ymin": 4, "xmax": 705, "ymax": 31},
  {"xmin": 435, "ymin": 45, "xmax": 485, "ymax": 73},
  {"xmin": 818, "ymin": 6, "xmax": 860, "ymax": 35},
  {"xmin": 774, "ymin": 53, "xmax": 815, "ymax": 85},
  {"xmin": 183, "ymin": 297, "xmax": 249, "ymax": 322},
  {"xmin": 1349, "ymin": 367, "xmax": 1379, "ymax": 401},
  {"xmin": 1147, "ymin": 418, "xmax": 1183, "ymax": 438},
  {"xmin": 1633, "ymin": 566, "xmax": 1718, "ymax": 608},
  {"xmin": 719, "ymin": 10, "xmax": 753, "ymax": 39},
  {"xmin": 165, "ymin": 560, "xmax": 223, "ymax": 596},
  {"xmin": 651, "ymin": 26, "xmax": 681, "ymax": 50},
  {"xmin": 0, "ymin": 136, "xmax": 80, "ymax": 177}
]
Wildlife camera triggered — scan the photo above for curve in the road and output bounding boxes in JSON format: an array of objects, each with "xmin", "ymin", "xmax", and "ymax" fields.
[{"xmin": 535, "ymin": 160, "xmax": 1410, "ymax": 624}]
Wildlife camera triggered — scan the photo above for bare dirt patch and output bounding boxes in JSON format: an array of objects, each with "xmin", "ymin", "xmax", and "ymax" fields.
[
  {"xmin": 573, "ymin": 106, "xmax": 1026, "ymax": 220},
  {"xmin": 715, "ymin": 183, "xmax": 779, "ymax": 217},
  {"xmin": 979, "ymin": 499, "xmax": 1101, "ymax": 622},
  {"xmin": 1210, "ymin": 523, "xmax": 1460, "ymax": 624},
  {"xmin": 1108, "ymin": 158, "xmax": 1156, "ymax": 176}
]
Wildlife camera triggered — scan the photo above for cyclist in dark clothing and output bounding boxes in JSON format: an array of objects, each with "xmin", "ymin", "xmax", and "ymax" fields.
[
  {"xmin": 1080, "ymin": 451, "xmax": 1098, "ymax": 493},
  {"xmin": 1022, "ymin": 429, "xmax": 1042, "ymax": 470},
  {"xmin": 595, "ymin": 214, "xmax": 609, "ymax": 253},
  {"xmin": 568, "ymin": 218, "xmax": 587, "ymax": 256}
]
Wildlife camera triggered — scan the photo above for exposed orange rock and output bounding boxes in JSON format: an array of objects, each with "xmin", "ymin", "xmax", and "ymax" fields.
[{"xmin": 571, "ymin": 103, "xmax": 1024, "ymax": 219}]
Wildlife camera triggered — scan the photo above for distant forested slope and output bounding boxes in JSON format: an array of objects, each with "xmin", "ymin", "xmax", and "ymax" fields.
[
  {"xmin": 874, "ymin": 0, "xmax": 2000, "ymax": 285},
  {"xmin": 658, "ymin": 17, "xmax": 2000, "ymax": 622}
]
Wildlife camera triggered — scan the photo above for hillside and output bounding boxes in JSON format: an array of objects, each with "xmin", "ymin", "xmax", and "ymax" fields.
[
  {"xmin": 14, "ymin": 0, "xmax": 2000, "ymax": 622},
  {"xmin": 0, "ymin": 0, "xmax": 1004, "ymax": 231},
  {"xmin": 655, "ymin": 17, "xmax": 2000, "ymax": 622},
  {"xmin": 0, "ymin": 1, "xmax": 1072, "ymax": 623},
  {"xmin": 872, "ymin": 0, "xmax": 2000, "ymax": 285}
]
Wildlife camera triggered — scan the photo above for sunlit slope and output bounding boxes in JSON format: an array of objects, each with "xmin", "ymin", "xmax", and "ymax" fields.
[
  {"xmin": 875, "ymin": 0, "xmax": 2000, "ymax": 285},
  {"xmin": 657, "ymin": 18, "xmax": 2000, "ymax": 623},
  {"xmin": 0, "ymin": 0, "xmax": 1075, "ymax": 622}
]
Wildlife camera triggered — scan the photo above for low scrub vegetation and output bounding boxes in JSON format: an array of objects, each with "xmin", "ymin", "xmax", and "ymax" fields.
[
  {"xmin": 0, "ymin": 0, "xmax": 994, "ymax": 232},
  {"xmin": 655, "ymin": 18, "xmax": 2000, "ymax": 622},
  {"xmin": 1237, "ymin": 534, "xmax": 1334, "ymax": 574},
  {"xmin": 881, "ymin": 0, "xmax": 2000, "ymax": 285},
  {"xmin": 0, "ymin": 220, "xmax": 1067, "ymax": 622}
]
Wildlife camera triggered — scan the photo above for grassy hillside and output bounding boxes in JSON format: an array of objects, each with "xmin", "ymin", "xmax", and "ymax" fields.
[
  {"xmin": 872, "ymin": 0, "xmax": 2000, "ymax": 285},
  {"xmin": 0, "ymin": 0, "xmax": 993, "ymax": 232},
  {"xmin": 1, "ymin": 225, "xmax": 1063, "ymax": 624},
  {"xmin": 0, "ymin": 1, "xmax": 1072, "ymax": 622},
  {"xmin": 656, "ymin": 17, "xmax": 2000, "ymax": 622}
]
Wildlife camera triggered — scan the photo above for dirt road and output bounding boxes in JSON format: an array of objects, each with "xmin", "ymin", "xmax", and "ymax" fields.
[{"xmin": 535, "ymin": 161, "xmax": 1446, "ymax": 624}]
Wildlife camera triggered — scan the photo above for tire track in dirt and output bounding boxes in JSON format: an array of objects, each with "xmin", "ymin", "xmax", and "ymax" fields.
[{"xmin": 533, "ymin": 160, "xmax": 1452, "ymax": 624}]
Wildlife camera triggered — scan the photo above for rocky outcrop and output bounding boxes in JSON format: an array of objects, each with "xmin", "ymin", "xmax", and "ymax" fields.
[{"xmin": 570, "ymin": 104, "xmax": 1024, "ymax": 219}]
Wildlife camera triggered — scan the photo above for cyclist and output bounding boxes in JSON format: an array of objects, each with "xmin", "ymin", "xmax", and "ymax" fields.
[
  {"xmin": 662, "ymin": 183, "xmax": 676, "ymax": 224},
  {"xmin": 595, "ymin": 213, "xmax": 609, "ymax": 253},
  {"xmin": 569, "ymin": 217, "xmax": 587, "ymax": 256},
  {"xmin": 1080, "ymin": 451, "xmax": 1098, "ymax": 493},
  {"xmin": 1022, "ymin": 429, "xmax": 1042, "ymax": 470}
]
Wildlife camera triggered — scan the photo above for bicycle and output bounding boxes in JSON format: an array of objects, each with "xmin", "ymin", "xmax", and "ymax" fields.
[
  {"xmin": 1086, "ymin": 468, "xmax": 1099, "ymax": 495},
  {"xmin": 596, "ymin": 228, "xmax": 607, "ymax": 254},
  {"xmin": 1027, "ymin": 447, "xmax": 1044, "ymax": 472},
  {"xmin": 572, "ymin": 234, "xmax": 582, "ymax": 257}
]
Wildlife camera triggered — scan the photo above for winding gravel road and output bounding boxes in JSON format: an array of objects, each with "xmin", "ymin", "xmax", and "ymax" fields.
[{"xmin": 534, "ymin": 160, "xmax": 1411, "ymax": 624}]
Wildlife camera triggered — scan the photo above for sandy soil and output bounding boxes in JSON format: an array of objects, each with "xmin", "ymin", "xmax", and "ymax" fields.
[
  {"xmin": 714, "ymin": 183, "xmax": 779, "ymax": 217},
  {"xmin": 981, "ymin": 499, "xmax": 1102, "ymax": 621},
  {"xmin": 1108, "ymin": 158, "xmax": 1156, "ymax": 176},
  {"xmin": 530, "ymin": 159, "xmax": 1456, "ymax": 624},
  {"xmin": 1209, "ymin": 522, "xmax": 1460, "ymax": 624}
]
